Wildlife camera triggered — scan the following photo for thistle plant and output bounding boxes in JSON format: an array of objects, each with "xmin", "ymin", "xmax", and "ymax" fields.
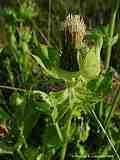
[
  {"xmin": 32, "ymin": 14, "xmax": 104, "ymax": 160},
  {"xmin": 0, "ymin": 1, "xmax": 119, "ymax": 160}
]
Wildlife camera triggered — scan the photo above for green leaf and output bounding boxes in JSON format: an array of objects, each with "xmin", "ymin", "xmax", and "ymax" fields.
[
  {"xmin": 0, "ymin": 7, "xmax": 17, "ymax": 25},
  {"xmin": 86, "ymin": 26, "xmax": 109, "ymax": 39},
  {"xmin": 9, "ymin": 92, "xmax": 26, "ymax": 120},
  {"xmin": 32, "ymin": 52, "xmax": 81, "ymax": 80},
  {"xmin": 49, "ymin": 66, "xmax": 81, "ymax": 80},
  {"xmin": 35, "ymin": 102, "xmax": 50, "ymax": 114},
  {"xmin": 39, "ymin": 44, "xmax": 49, "ymax": 60},
  {"xmin": 49, "ymin": 89, "xmax": 68, "ymax": 106},
  {"xmin": 48, "ymin": 47, "xmax": 59, "ymax": 66},
  {"xmin": 42, "ymin": 125, "xmax": 61, "ymax": 148},
  {"xmin": 80, "ymin": 122, "xmax": 90, "ymax": 143},
  {"xmin": 32, "ymin": 46, "xmax": 49, "ymax": 66},
  {"xmin": 9, "ymin": 92, "xmax": 25, "ymax": 107},
  {"xmin": 97, "ymin": 68, "xmax": 112, "ymax": 95},
  {"xmin": 0, "ymin": 107, "xmax": 10, "ymax": 120},
  {"xmin": 24, "ymin": 147, "xmax": 39, "ymax": 160},
  {"xmin": 33, "ymin": 43, "xmax": 59, "ymax": 66},
  {"xmin": 32, "ymin": 90, "xmax": 51, "ymax": 105},
  {"xmin": 32, "ymin": 54, "xmax": 48, "ymax": 73},
  {"xmin": 19, "ymin": 26, "xmax": 31, "ymax": 43},
  {"xmin": 0, "ymin": 48, "xmax": 3, "ymax": 53},
  {"xmin": 32, "ymin": 31, "xmax": 38, "ymax": 46},
  {"xmin": 112, "ymin": 33, "xmax": 119, "ymax": 46}
]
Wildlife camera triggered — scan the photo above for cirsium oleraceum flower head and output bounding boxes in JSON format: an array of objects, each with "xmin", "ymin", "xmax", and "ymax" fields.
[{"xmin": 64, "ymin": 14, "xmax": 86, "ymax": 49}]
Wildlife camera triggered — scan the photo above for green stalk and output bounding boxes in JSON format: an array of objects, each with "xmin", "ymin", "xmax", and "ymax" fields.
[
  {"xmin": 105, "ymin": 1, "xmax": 119, "ymax": 70},
  {"xmin": 60, "ymin": 142, "xmax": 67, "ymax": 160},
  {"xmin": 105, "ymin": 86, "xmax": 120, "ymax": 130},
  {"xmin": 0, "ymin": 85, "xmax": 26, "ymax": 92},
  {"xmin": 17, "ymin": 149, "xmax": 26, "ymax": 160},
  {"xmin": 60, "ymin": 85, "xmax": 73, "ymax": 160},
  {"xmin": 60, "ymin": 115, "xmax": 72, "ymax": 160},
  {"xmin": 55, "ymin": 122, "xmax": 63, "ymax": 142},
  {"xmin": 99, "ymin": 94, "xmax": 104, "ymax": 119}
]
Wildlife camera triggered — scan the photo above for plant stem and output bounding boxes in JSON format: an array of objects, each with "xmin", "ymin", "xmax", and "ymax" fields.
[
  {"xmin": 48, "ymin": 0, "xmax": 52, "ymax": 46},
  {"xmin": 60, "ymin": 107, "xmax": 72, "ymax": 160},
  {"xmin": 60, "ymin": 142, "xmax": 67, "ymax": 160},
  {"xmin": 105, "ymin": 86, "xmax": 120, "ymax": 130},
  {"xmin": 60, "ymin": 116, "xmax": 72, "ymax": 160},
  {"xmin": 17, "ymin": 149, "xmax": 26, "ymax": 160},
  {"xmin": 0, "ymin": 85, "xmax": 26, "ymax": 92},
  {"xmin": 58, "ymin": 85, "xmax": 75, "ymax": 160},
  {"xmin": 105, "ymin": 1, "xmax": 119, "ymax": 70},
  {"xmin": 99, "ymin": 94, "xmax": 103, "ymax": 119},
  {"xmin": 55, "ymin": 122, "xmax": 63, "ymax": 142}
]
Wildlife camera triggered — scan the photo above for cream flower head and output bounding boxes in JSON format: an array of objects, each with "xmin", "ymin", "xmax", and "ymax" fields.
[{"xmin": 64, "ymin": 14, "xmax": 86, "ymax": 49}]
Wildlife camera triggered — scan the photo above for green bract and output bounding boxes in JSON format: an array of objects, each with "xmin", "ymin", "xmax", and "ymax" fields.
[
  {"xmin": 79, "ymin": 38, "xmax": 103, "ymax": 79},
  {"xmin": 32, "ymin": 47, "xmax": 81, "ymax": 81},
  {"xmin": 32, "ymin": 36, "xmax": 103, "ymax": 81}
]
